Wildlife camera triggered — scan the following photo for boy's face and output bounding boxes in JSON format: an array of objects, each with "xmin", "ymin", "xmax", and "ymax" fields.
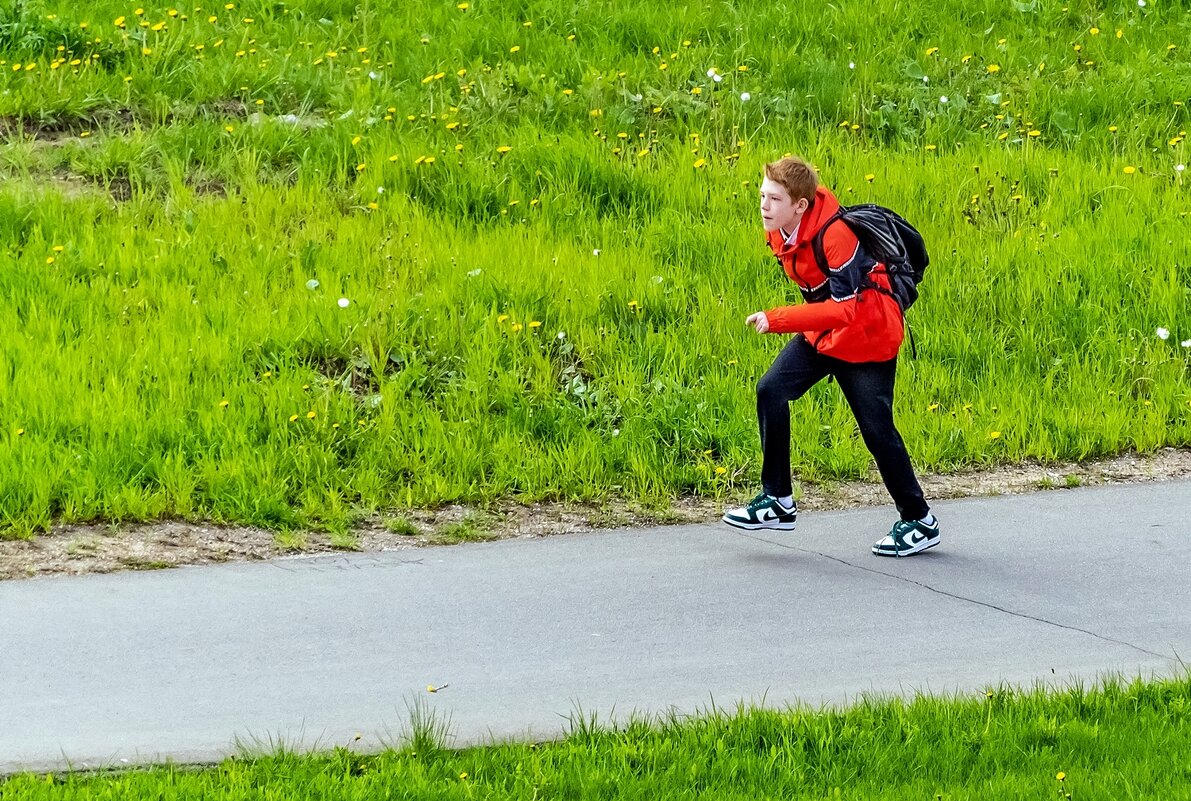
[{"xmin": 759, "ymin": 177, "xmax": 809, "ymax": 233}]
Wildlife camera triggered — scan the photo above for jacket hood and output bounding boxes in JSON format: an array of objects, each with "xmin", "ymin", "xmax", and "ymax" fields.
[{"xmin": 766, "ymin": 186, "xmax": 841, "ymax": 257}]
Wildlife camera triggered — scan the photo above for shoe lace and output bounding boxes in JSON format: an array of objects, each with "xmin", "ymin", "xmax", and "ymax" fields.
[
  {"xmin": 891, "ymin": 520, "xmax": 917, "ymax": 540},
  {"xmin": 745, "ymin": 492, "xmax": 772, "ymax": 512}
]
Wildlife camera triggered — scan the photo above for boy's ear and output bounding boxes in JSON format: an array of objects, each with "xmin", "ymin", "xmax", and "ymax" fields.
[{"xmin": 795, "ymin": 197, "xmax": 810, "ymax": 214}]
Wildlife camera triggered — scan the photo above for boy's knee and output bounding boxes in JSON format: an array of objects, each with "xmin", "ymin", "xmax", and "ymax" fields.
[{"xmin": 756, "ymin": 375, "xmax": 782, "ymax": 406}]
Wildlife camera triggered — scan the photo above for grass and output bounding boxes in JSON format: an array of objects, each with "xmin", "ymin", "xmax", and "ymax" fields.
[
  {"xmin": 3, "ymin": 674, "xmax": 1191, "ymax": 799},
  {"xmin": 0, "ymin": 0, "xmax": 1189, "ymax": 537}
]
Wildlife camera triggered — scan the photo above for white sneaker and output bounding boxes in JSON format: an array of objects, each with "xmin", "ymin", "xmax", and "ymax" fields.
[{"xmin": 722, "ymin": 492, "xmax": 797, "ymax": 531}]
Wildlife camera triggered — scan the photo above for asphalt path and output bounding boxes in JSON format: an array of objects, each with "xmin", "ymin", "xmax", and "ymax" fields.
[{"xmin": 2, "ymin": 480, "xmax": 1189, "ymax": 774}]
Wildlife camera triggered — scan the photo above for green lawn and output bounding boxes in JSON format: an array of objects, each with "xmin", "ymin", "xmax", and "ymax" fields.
[
  {"xmin": 4, "ymin": 676, "xmax": 1190, "ymax": 799},
  {"xmin": 1, "ymin": 0, "xmax": 1189, "ymax": 536}
]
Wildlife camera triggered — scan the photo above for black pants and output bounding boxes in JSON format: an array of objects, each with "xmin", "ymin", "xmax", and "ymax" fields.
[{"xmin": 757, "ymin": 335, "xmax": 930, "ymax": 521}]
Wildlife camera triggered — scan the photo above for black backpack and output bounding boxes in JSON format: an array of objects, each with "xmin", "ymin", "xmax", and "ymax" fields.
[{"xmin": 809, "ymin": 204, "xmax": 929, "ymax": 312}]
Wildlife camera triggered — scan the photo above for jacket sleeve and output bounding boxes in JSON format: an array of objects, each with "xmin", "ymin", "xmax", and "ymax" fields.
[{"xmin": 763, "ymin": 224, "xmax": 872, "ymax": 334}]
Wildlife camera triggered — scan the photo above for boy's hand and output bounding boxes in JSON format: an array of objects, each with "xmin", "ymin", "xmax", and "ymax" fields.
[{"xmin": 745, "ymin": 311, "xmax": 770, "ymax": 334}]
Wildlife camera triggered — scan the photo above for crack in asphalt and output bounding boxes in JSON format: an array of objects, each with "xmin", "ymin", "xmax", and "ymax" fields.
[{"xmin": 739, "ymin": 531, "xmax": 1169, "ymax": 661}]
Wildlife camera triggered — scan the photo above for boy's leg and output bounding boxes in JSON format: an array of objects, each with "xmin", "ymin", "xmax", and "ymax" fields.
[
  {"xmin": 723, "ymin": 335, "xmax": 827, "ymax": 531},
  {"xmin": 756, "ymin": 335, "xmax": 830, "ymax": 498},
  {"xmin": 830, "ymin": 357, "xmax": 930, "ymax": 521}
]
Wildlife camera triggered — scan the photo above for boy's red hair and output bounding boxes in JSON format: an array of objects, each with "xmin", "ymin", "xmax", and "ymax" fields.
[{"xmin": 764, "ymin": 156, "xmax": 818, "ymax": 205}]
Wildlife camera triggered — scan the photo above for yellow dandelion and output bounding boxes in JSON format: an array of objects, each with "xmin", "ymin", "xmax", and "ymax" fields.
[
  {"xmin": 636, "ymin": 148, "xmax": 649, "ymax": 157},
  {"xmin": 355, "ymin": 163, "xmax": 367, "ymax": 172},
  {"xmin": 988, "ymin": 431, "xmax": 1001, "ymax": 440},
  {"xmin": 1108, "ymin": 125, "xmax": 1118, "ymax": 133},
  {"xmin": 1123, "ymin": 166, "xmax": 1136, "ymax": 174},
  {"xmin": 456, "ymin": 2, "xmax": 468, "ymax": 8},
  {"xmin": 289, "ymin": 414, "xmax": 299, "ymax": 422},
  {"xmin": 46, "ymin": 256, "xmax": 55, "ymax": 265},
  {"xmin": 865, "ymin": 173, "xmax": 875, "ymax": 182},
  {"xmin": 987, "ymin": 64, "xmax": 1001, "ymax": 73},
  {"xmin": 1028, "ymin": 130, "xmax": 1041, "ymax": 137},
  {"xmin": 218, "ymin": 399, "xmax": 230, "ymax": 408},
  {"xmin": 690, "ymin": 86, "xmax": 702, "ymax": 95},
  {"xmin": 367, "ymin": 202, "xmax": 378, "ymax": 209},
  {"xmin": 496, "ymin": 145, "xmax": 512, "ymax": 154},
  {"xmin": 509, "ymin": 45, "xmax": 520, "ymax": 53},
  {"xmin": 1090, "ymin": 27, "xmax": 1099, "ymax": 35},
  {"xmin": 528, "ymin": 320, "xmax": 541, "ymax": 328},
  {"xmin": 925, "ymin": 46, "xmax": 939, "ymax": 56},
  {"xmin": 511, "ymin": 323, "xmax": 523, "ymax": 332},
  {"xmin": 497, "ymin": 314, "xmax": 509, "ymax": 323},
  {"xmin": 927, "ymin": 403, "xmax": 939, "ymax": 411},
  {"xmin": 1057, "ymin": 772, "xmax": 1066, "ymax": 782},
  {"xmin": 715, "ymin": 466, "xmax": 727, "ymax": 476},
  {"xmin": 16, "ymin": 428, "xmax": 24, "ymax": 436},
  {"xmin": 693, "ymin": 158, "xmax": 706, "ymax": 168},
  {"xmin": 114, "ymin": 15, "xmax": 126, "ymax": 27},
  {"xmin": 224, "ymin": 124, "xmax": 234, "ymax": 133},
  {"xmin": 306, "ymin": 411, "xmax": 317, "ymax": 420}
]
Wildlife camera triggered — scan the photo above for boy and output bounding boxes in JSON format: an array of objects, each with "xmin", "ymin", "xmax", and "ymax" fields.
[{"xmin": 721, "ymin": 156, "xmax": 939, "ymax": 557}]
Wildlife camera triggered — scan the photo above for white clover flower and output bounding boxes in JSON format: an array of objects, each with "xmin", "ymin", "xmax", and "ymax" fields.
[
  {"xmin": 1156, "ymin": 326, "xmax": 1170, "ymax": 340},
  {"xmin": 376, "ymin": 186, "xmax": 385, "ymax": 194},
  {"xmin": 592, "ymin": 248, "xmax": 601, "ymax": 256},
  {"xmin": 706, "ymin": 68, "xmax": 717, "ymax": 78},
  {"xmin": 848, "ymin": 62, "xmax": 855, "ymax": 69},
  {"xmin": 466, "ymin": 268, "xmax": 481, "ymax": 277},
  {"xmin": 740, "ymin": 92, "xmax": 751, "ymax": 101},
  {"xmin": 306, "ymin": 279, "xmax": 320, "ymax": 290},
  {"xmin": 713, "ymin": 73, "xmax": 723, "ymax": 83},
  {"xmin": 922, "ymin": 76, "xmax": 929, "ymax": 83},
  {"xmin": 1138, "ymin": 0, "xmax": 1146, "ymax": 6},
  {"xmin": 338, "ymin": 298, "xmax": 351, "ymax": 308},
  {"xmin": 557, "ymin": 331, "xmax": 566, "ymax": 340},
  {"xmin": 1182, "ymin": 339, "xmax": 1191, "ymax": 348},
  {"xmin": 940, "ymin": 96, "xmax": 949, "ymax": 103},
  {"xmin": 1177, "ymin": 164, "xmax": 1186, "ymax": 172}
]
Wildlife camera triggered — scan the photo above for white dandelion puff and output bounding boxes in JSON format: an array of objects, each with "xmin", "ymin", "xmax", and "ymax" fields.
[{"xmin": 1156, "ymin": 327, "xmax": 1170, "ymax": 340}]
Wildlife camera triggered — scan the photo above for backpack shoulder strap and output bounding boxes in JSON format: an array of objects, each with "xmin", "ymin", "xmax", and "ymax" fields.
[{"xmin": 810, "ymin": 209, "xmax": 846, "ymax": 274}]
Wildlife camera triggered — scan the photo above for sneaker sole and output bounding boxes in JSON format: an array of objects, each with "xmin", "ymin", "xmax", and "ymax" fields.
[
  {"xmin": 872, "ymin": 536, "xmax": 939, "ymax": 557},
  {"xmin": 722, "ymin": 516, "xmax": 797, "ymax": 531}
]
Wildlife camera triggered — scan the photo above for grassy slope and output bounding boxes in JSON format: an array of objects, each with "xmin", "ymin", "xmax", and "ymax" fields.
[{"xmin": 0, "ymin": 0, "xmax": 1188, "ymax": 535}]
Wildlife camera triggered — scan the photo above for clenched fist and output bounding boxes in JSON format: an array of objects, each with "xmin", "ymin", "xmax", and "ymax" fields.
[{"xmin": 745, "ymin": 311, "xmax": 769, "ymax": 334}]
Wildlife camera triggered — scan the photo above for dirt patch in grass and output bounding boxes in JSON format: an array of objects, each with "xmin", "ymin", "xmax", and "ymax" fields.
[
  {"xmin": 2, "ymin": 448, "xmax": 1189, "ymax": 582},
  {"xmin": 0, "ymin": 108, "xmax": 137, "ymax": 141}
]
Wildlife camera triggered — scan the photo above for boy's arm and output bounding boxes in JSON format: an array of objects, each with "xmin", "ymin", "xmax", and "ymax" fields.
[{"xmin": 762, "ymin": 225, "xmax": 872, "ymax": 334}]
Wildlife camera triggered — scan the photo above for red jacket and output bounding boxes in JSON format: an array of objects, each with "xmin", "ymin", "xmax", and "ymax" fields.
[{"xmin": 764, "ymin": 187, "xmax": 905, "ymax": 363}]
